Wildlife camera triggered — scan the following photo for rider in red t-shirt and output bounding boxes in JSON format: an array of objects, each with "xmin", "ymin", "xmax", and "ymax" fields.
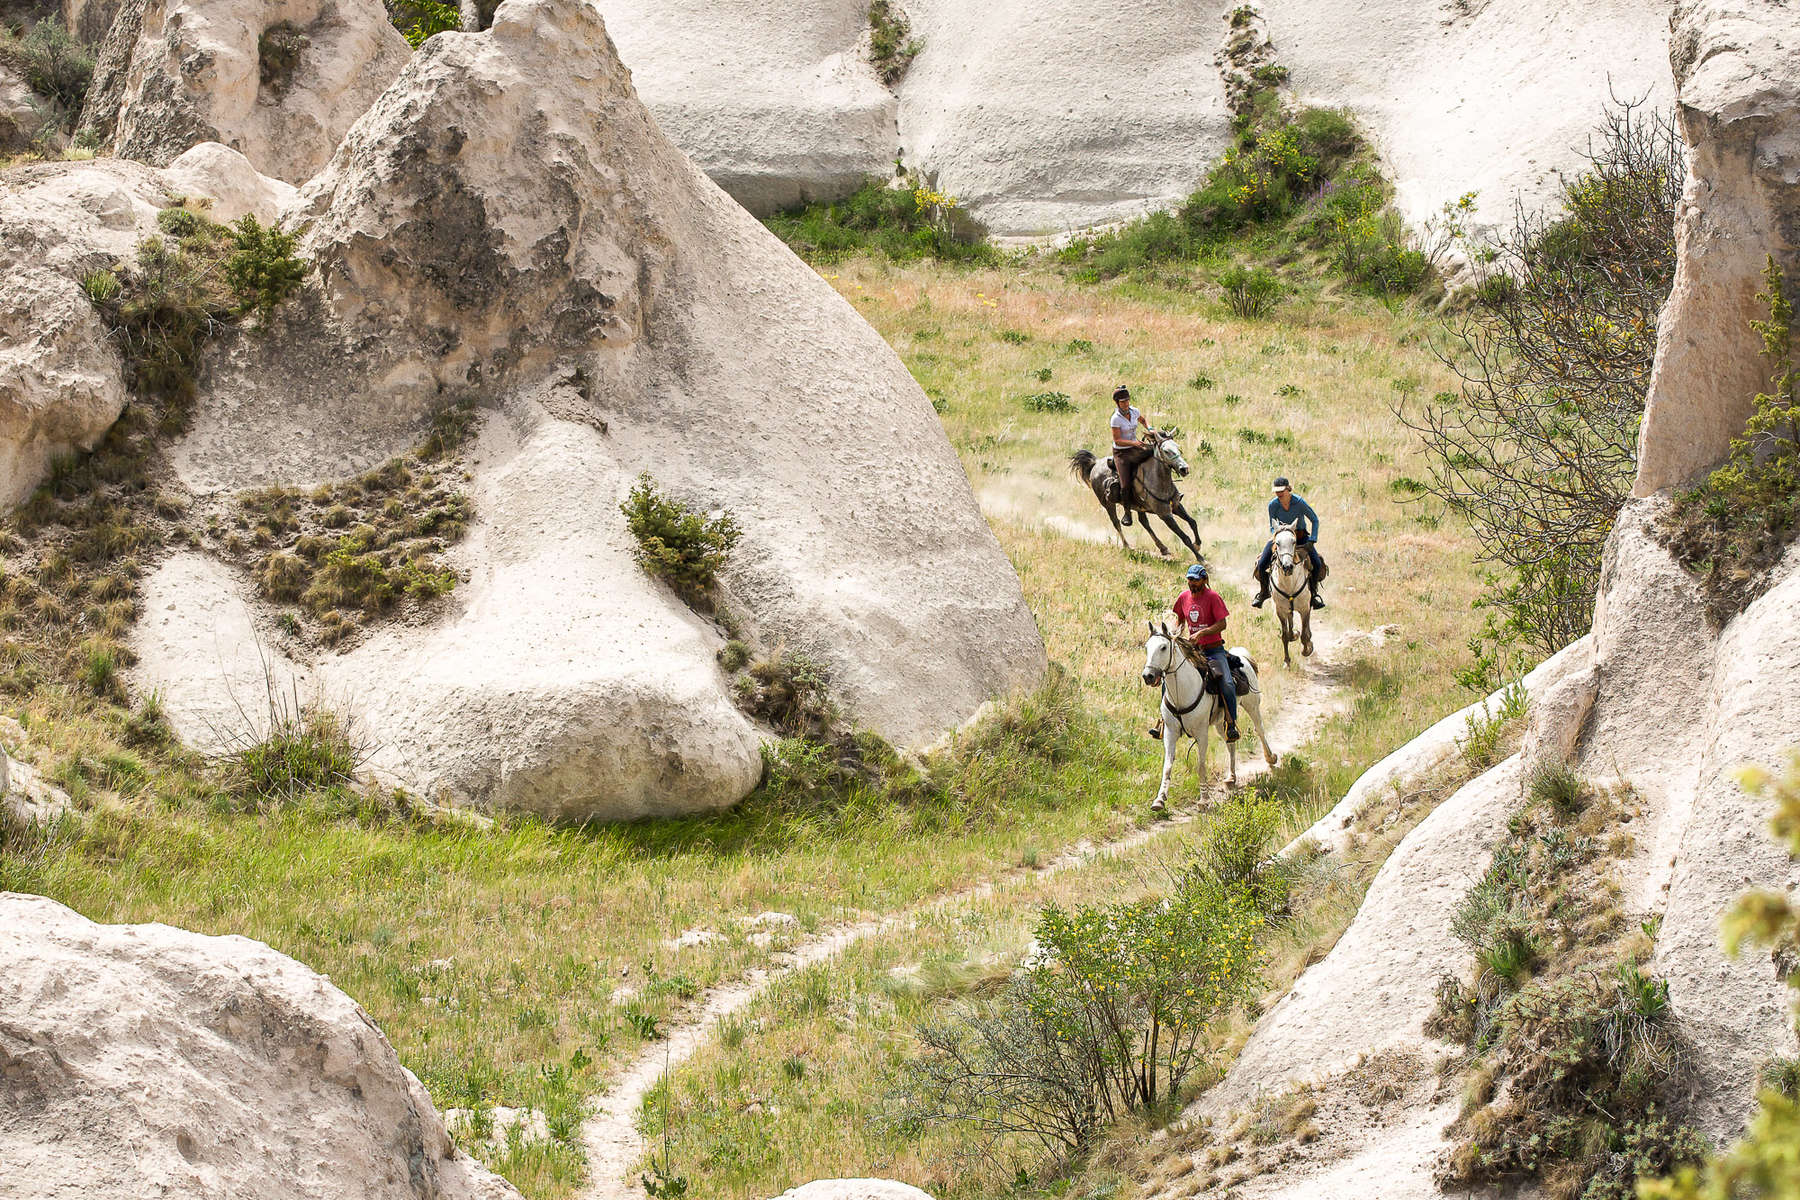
[{"xmin": 1155, "ymin": 562, "xmax": 1239, "ymax": 741}]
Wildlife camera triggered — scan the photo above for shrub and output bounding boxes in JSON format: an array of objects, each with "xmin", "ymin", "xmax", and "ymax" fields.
[
  {"xmin": 896, "ymin": 875, "xmax": 1265, "ymax": 1166},
  {"xmin": 866, "ymin": 0, "xmax": 921, "ymax": 85},
  {"xmin": 1184, "ymin": 789, "xmax": 1299, "ymax": 916},
  {"xmin": 1218, "ymin": 264, "xmax": 1281, "ymax": 319},
  {"xmin": 1662, "ymin": 258, "xmax": 1800, "ymax": 623},
  {"xmin": 224, "ymin": 215, "xmax": 308, "ymax": 315},
  {"xmin": 230, "ymin": 701, "xmax": 365, "ymax": 801},
  {"xmin": 383, "ymin": 0, "xmax": 460, "ymax": 46},
  {"xmin": 1022, "ymin": 391, "xmax": 1073, "ymax": 413},
  {"xmin": 1529, "ymin": 761, "xmax": 1589, "ymax": 818},
  {"xmin": 763, "ymin": 179, "xmax": 995, "ymax": 266},
  {"xmin": 619, "ymin": 475, "xmax": 741, "ymax": 609},
  {"xmin": 257, "ymin": 21, "xmax": 306, "ymax": 90},
  {"xmin": 0, "ymin": 19, "xmax": 94, "ymax": 133},
  {"xmin": 734, "ymin": 648, "xmax": 836, "ymax": 737},
  {"xmin": 1403, "ymin": 100, "xmax": 1680, "ymax": 659}
]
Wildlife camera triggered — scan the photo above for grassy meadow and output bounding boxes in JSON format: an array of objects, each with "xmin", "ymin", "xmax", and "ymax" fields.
[{"xmin": 2, "ymin": 252, "xmax": 1495, "ymax": 1199}]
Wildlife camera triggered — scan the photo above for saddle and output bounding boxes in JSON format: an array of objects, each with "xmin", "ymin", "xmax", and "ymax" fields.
[{"xmin": 1177, "ymin": 640, "xmax": 1251, "ymax": 696}]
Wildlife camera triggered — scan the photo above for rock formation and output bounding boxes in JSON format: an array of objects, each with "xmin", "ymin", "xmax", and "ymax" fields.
[
  {"xmin": 0, "ymin": 145, "xmax": 290, "ymax": 507},
  {"xmin": 117, "ymin": 0, "xmax": 1044, "ymax": 820},
  {"xmin": 1635, "ymin": 0, "xmax": 1800, "ymax": 495},
  {"xmin": 0, "ymin": 63, "xmax": 41, "ymax": 154},
  {"xmin": 1167, "ymin": 3, "xmax": 1800, "ymax": 1192},
  {"xmin": 0, "ymin": 892, "xmax": 522, "ymax": 1200},
  {"xmin": 595, "ymin": 0, "xmax": 897, "ymax": 215},
  {"xmin": 585, "ymin": 0, "xmax": 1669, "ymax": 237},
  {"xmin": 78, "ymin": 0, "xmax": 410, "ymax": 184},
  {"xmin": 768, "ymin": 1184, "xmax": 936, "ymax": 1200}
]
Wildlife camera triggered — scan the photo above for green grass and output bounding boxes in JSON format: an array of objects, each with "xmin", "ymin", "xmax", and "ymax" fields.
[{"xmin": 2, "ymin": 254, "xmax": 1492, "ymax": 1199}]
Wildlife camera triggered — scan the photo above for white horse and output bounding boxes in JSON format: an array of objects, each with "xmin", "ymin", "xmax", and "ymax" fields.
[
  {"xmin": 1269, "ymin": 521, "xmax": 1314, "ymax": 666},
  {"xmin": 1141, "ymin": 622, "xmax": 1277, "ymax": 810}
]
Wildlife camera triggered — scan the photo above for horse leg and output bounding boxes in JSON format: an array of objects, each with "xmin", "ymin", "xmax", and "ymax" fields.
[
  {"xmin": 1153, "ymin": 711, "xmax": 1179, "ymax": 811},
  {"xmin": 1301, "ymin": 600, "xmax": 1314, "ymax": 658},
  {"xmin": 1101, "ymin": 496, "xmax": 1132, "ymax": 550},
  {"xmin": 1279, "ymin": 604, "xmax": 1294, "ymax": 667},
  {"xmin": 1173, "ymin": 500, "xmax": 1203, "ymax": 549},
  {"xmin": 1195, "ymin": 711, "xmax": 1211, "ymax": 801},
  {"xmin": 1160, "ymin": 510, "xmax": 1202, "ymax": 562},
  {"xmin": 1244, "ymin": 692, "xmax": 1277, "ymax": 766},
  {"xmin": 1141, "ymin": 515, "xmax": 1172, "ymax": 557}
]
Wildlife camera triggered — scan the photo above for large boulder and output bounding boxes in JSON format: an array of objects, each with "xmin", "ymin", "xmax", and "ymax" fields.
[
  {"xmin": 0, "ymin": 148, "xmax": 295, "ymax": 507},
  {"xmin": 0, "ymin": 62, "xmax": 42, "ymax": 154},
  {"xmin": 0, "ymin": 893, "xmax": 521, "ymax": 1200},
  {"xmin": 127, "ymin": 0, "xmax": 1047, "ymax": 821},
  {"xmin": 1635, "ymin": 0, "xmax": 1800, "ymax": 495},
  {"xmin": 78, "ymin": 0, "xmax": 410, "ymax": 184}
]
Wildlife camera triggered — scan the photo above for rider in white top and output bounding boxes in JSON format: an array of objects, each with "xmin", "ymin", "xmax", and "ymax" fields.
[{"xmin": 1109, "ymin": 385, "xmax": 1155, "ymax": 526}]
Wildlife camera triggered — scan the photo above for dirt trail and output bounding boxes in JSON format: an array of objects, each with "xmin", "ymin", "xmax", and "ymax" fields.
[{"xmin": 578, "ymin": 626, "xmax": 1352, "ymax": 1200}]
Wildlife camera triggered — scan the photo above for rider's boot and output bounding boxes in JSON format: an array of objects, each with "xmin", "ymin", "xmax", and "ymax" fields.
[
  {"xmin": 1146, "ymin": 717, "xmax": 1164, "ymax": 739},
  {"xmin": 1250, "ymin": 573, "xmax": 1271, "ymax": 609},
  {"xmin": 1311, "ymin": 584, "xmax": 1327, "ymax": 610},
  {"xmin": 1225, "ymin": 717, "xmax": 1241, "ymax": 743},
  {"xmin": 1121, "ymin": 509, "xmax": 1133, "ymax": 526}
]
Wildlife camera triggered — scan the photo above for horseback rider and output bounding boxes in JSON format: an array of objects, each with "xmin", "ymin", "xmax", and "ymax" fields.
[
  {"xmin": 1251, "ymin": 476, "xmax": 1327, "ymax": 610},
  {"xmin": 1148, "ymin": 563, "xmax": 1239, "ymax": 743},
  {"xmin": 1110, "ymin": 384, "xmax": 1155, "ymax": 526}
]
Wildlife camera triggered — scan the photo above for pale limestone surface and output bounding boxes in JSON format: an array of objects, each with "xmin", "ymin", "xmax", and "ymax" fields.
[
  {"xmin": 1260, "ymin": 0, "xmax": 1672, "ymax": 235},
  {"xmin": 130, "ymin": 0, "xmax": 1045, "ymax": 820},
  {"xmin": 163, "ymin": 140, "xmax": 301, "ymax": 221},
  {"xmin": 80, "ymin": 0, "xmax": 409, "ymax": 183},
  {"xmin": 0, "ymin": 893, "xmax": 522, "ymax": 1200},
  {"xmin": 1636, "ymin": 0, "xmax": 1800, "ymax": 494},
  {"xmin": 768, "ymin": 1184, "xmax": 935, "ymax": 1200},
  {"xmin": 593, "ymin": 0, "xmax": 897, "ymax": 215},
  {"xmin": 0, "ymin": 62, "xmax": 39, "ymax": 153},
  {"xmin": 585, "ymin": 1, "xmax": 1668, "ymax": 237}
]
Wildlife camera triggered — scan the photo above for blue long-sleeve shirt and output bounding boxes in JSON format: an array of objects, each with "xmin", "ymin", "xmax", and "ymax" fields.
[{"xmin": 1268, "ymin": 495, "xmax": 1319, "ymax": 541}]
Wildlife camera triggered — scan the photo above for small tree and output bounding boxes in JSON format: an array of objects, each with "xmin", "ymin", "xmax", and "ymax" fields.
[
  {"xmin": 619, "ymin": 475, "xmax": 741, "ymax": 610},
  {"xmin": 1403, "ymin": 99, "xmax": 1680, "ymax": 664}
]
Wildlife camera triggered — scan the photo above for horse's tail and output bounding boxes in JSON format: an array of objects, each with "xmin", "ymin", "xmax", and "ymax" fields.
[{"xmin": 1068, "ymin": 448, "xmax": 1097, "ymax": 481}]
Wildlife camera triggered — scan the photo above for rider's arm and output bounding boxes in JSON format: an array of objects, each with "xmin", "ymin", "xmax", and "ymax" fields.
[
  {"xmin": 1197, "ymin": 617, "xmax": 1226, "ymax": 638},
  {"xmin": 1302, "ymin": 500, "xmax": 1320, "ymax": 541}
]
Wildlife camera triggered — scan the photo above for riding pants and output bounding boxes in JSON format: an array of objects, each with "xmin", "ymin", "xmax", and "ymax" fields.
[
  {"xmin": 1255, "ymin": 539, "xmax": 1324, "ymax": 581},
  {"xmin": 1114, "ymin": 445, "xmax": 1152, "ymax": 508},
  {"xmin": 1203, "ymin": 646, "xmax": 1238, "ymax": 725}
]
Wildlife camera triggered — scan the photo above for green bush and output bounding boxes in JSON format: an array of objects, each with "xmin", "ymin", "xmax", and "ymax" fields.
[
  {"xmin": 0, "ymin": 19, "xmax": 94, "ymax": 134},
  {"xmin": 897, "ymin": 874, "xmax": 1265, "ymax": 1165},
  {"xmin": 232, "ymin": 704, "xmax": 363, "ymax": 801},
  {"xmin": 619, "ymin": 475, "xmax": 741, "ymax": 609},
  {"xmin": 764, "ymin": 179, "xmax": 996, "ymax": 266},
  {"xmin": 383, "ymin": 0, "xmax": 460, "ymax": 46},
  {"xmin": 1184, "ymin": 789, "xmax": 1300, "ymax": 916},
  {"xmin": 224, "ymin": 214, "xmax": 308, "ymax": 315},
  {"xmin": 1022, "ymin": 391, "xmax": 1074, "ymax": 413},
  {"xmin": 257, "ymin": 21, "xmax": 306, "ymax": 90},
  {"xmin": 1218, "ymin": 265, "xmax": 1282, "ymax": 319}
]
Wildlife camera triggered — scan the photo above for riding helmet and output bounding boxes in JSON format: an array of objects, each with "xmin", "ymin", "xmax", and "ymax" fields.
[{"xmin": 1113, "ymin": 385, "xmax": 1131, "ymax": 401}]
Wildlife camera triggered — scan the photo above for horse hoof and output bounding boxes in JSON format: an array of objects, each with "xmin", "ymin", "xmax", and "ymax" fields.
[
  {"xmin": 1303, "ymin": 645, "xmax": 1314, "ymax": 657},
  {"xmin": 1266, "ymin": 754, "xmax": 1278, "ymax": 767},
  {"xmin": 1150, "ymin": 798, "xmax": 1166, "ymax": 813}
]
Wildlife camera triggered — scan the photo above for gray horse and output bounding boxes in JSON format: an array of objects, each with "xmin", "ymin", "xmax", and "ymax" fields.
[{"xmin": 1069, "ymin": 432, "xmax": 1204, "ymax": 561}]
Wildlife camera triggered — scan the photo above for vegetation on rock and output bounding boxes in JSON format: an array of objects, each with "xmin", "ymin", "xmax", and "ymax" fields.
[
  {"xmin": 1662, "ymin": 259, "xmax": 1800, "ymax": 625},
  {"xmin": 866, "ymin": 0, "xmax": 921, "ymax": 86},
  {"xmin": 0, "ymin": 17, "xmax": 94, "ymax": 140},
  {"xmin": 383, "ymin": 0, "xmax": 460, "ymax": 47},
  {"xmin": 764, "ymin": 178, "xmax": 996, "ymax": 265},
  {"xmin": 1645, "ymin": 749, "xmax": 1800, "ymax": 1200},
  {"xmin": 1405, "ymin": 100, "xmax": 1681, "ymax": 676},
  {"xmin": 620, "ymin": 474, "xmax": 742, "ymax": 611},
  {"xmin": 1429, "ymin": 766, "xmax": 1707, "ymax": 1199}
]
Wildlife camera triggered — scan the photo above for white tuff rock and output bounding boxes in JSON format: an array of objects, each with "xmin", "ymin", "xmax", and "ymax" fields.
[
  {"xmin": 0, "ymin": 892, "xmax": 523, "ymax": 1200},
  {"xmin": 79, "ymin": 0, "xmax": 409, "ymax": 183},
  {"xmin": 768, "ymin": 1183, "xmax": 936, "ymax": 1200},
  {"xmin": 130, "ymin": 0, "xmax": 1045, "ymax": 821},
  {"xmin": 1636, "ymin": 0, "xmax": 1800, "ymax": 494}
]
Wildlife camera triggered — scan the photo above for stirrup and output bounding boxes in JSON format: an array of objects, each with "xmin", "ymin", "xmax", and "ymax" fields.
[
  {"xmin": 1145, "ymin": 720, "xmax": 1164, "ymax": 740},
  {"xmin": 1311, "ymin": 592, "xmax": 1326, "ymax": 610},
  {"xmin": 1225, "ymin": 722, "xmax": 1241, "ymax": 743},
  {"xmin": 1121, "ymin": 510, "xmax": 1133, "ymax": 526}
]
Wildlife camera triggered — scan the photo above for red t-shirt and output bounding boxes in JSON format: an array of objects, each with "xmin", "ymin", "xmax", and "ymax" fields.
[{"xmin": 1174, "ymin": 587, "xmax": 1228, "ymax": 648}]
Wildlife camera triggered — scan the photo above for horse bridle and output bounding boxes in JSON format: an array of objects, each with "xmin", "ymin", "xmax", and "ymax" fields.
[{"xmin": 1147, "ymin": 635, "xmax": 1210, "ymax": 728}]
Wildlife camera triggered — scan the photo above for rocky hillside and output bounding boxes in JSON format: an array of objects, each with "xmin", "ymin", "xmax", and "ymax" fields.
[
  {"xmin": 585, "ymin": 0, "xmax": 1671, "ymax": 236},
  {"xmin": 1139, "ymin": 1, "xmax": 1800, "ymax": 1192},
  {"xmin": 0, "ymin": 0, "xmax": 1045, "ymax": 821}
]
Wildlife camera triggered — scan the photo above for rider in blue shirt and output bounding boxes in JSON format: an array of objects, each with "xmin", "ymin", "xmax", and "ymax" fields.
[{"xmin": 1251, "ymin": 476, "xmax": 1327, "ymax": 609}]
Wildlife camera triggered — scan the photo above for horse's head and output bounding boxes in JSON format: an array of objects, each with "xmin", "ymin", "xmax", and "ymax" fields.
[
  {"xmin": 1273, "ymin": 521, "xmax": 1299, "ymax": 571},
  {"xmin": 1142, "ymin": 620, "xmax": 1178, "ymax": 686},
  {"xmin": 1152, "ymin": 434, "xmax": 1190, "ymax": 479}
]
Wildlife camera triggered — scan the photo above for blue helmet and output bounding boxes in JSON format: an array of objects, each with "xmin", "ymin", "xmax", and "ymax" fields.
[{"xmin": 1186, "ymin": 563, "xmax": 1207, "ymax": 581}]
